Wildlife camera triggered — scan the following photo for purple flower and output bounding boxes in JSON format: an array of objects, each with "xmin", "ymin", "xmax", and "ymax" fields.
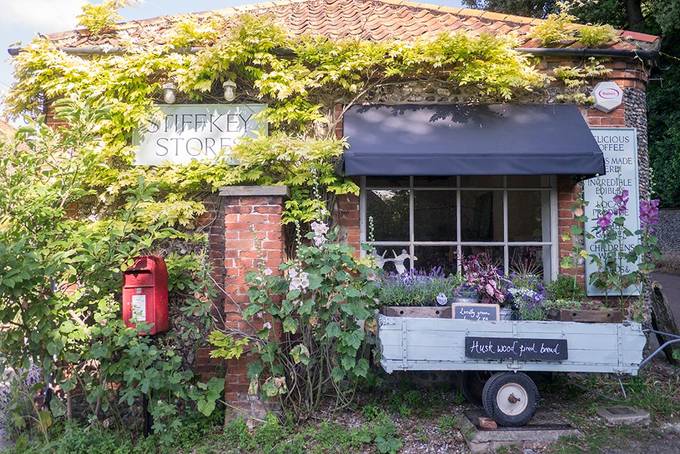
[
  {"xmin": 640, "ymin": 199, "xmax": 660, "ymax": 231},
  {"xmin": 596, "ymin": 211, "xmax": 613, "ymax": 231},
  {"xmin": 613, "ymin": 189, "xmax": 629, "ymax": 215}
]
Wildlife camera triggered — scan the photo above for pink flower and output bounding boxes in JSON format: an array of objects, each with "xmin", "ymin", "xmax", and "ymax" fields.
[
  {"xmin": 640, "ymin": 199, "xmax": 660, "ymax": 232},
  {"xmin": 597, "ymin": 211, "xmax": 613, "ymax": 231},
  {"xmin": 613, "ymin": 189, "xmax": 629, "ymax": 215}
]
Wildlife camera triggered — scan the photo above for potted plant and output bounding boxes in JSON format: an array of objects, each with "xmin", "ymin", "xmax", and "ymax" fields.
[{"xmin": 452, "ymin": 284, "xmax": 479, "ymax": 304}]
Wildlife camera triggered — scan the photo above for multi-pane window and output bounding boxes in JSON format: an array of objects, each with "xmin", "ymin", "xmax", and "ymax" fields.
[{"xmin": 361, "ymin": 176, "xmax": 556, "ymax": 280}]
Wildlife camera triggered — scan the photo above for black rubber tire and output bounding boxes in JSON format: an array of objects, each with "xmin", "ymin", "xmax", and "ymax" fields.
[
  {"xmin": 482, "ymin": 372, "xmax": 539, "ymax": 427},
  {"xmin": 460, "ymin": 371, "xmax": 493, "ymax": 405}
]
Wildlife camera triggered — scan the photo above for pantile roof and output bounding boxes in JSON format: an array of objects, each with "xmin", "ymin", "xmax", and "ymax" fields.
[{"xmin": 41, "ymin": 0, "xmax": 660, "ymax": 52}]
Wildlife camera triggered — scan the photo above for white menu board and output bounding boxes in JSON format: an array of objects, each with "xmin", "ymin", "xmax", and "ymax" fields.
[{"xmin": 584, "ymin": 128, "xmax": 641, "ymax": 296}]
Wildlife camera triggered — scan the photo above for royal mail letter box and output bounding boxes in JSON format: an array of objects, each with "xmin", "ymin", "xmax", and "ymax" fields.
[{"xmin": 122, "ymin": 256, "xmax": 169, "ymax": 335}]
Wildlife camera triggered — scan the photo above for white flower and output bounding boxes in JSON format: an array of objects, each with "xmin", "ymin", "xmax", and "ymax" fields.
[
  {"xmin": 311, "ymin": 221, "xmax": 329, "ymax": 236},
  {"xmin": 263, "ymin": 268, "xmax": 273, "ymax": 276},
  {"xmin": 311, "ymin": 221, "xmax": 329, "ymax": 247},
  {"xmin": 263, "ymin": 322, "xmax": 272, "ymax": 330},
  {"xmin": 288, "ymin": 267, "xmax": 310, "ymax": 291}
]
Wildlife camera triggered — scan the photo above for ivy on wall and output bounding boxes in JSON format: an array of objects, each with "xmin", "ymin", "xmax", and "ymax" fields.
[{"xmin": 8, "ymin": 12, "xmax": 551, "ymax": 224}]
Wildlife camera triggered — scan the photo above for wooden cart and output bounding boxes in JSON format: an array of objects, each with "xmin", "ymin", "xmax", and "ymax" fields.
[{"xmin": 377, "ymin": 311, "xmax": 648, "ymax": 426}]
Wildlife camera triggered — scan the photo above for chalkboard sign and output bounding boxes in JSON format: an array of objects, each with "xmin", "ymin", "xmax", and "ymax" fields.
[
  {"xmin": 452, "ymin": 303, "xmax": 500, "ymax": 321},
  {"xmin": 465, "ymin": 337, "xmax": 568, "ymax": 361}
]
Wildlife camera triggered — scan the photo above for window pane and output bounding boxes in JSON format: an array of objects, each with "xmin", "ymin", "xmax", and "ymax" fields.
[
  {"xmin": 414, "ymin": 176, "xmax": 457, "ymax": 187},
  {"xmin": 508, "ymin": 191, "xmax": 548, "ymax": 242},
  {"xmin": 372, "ymin": 246, "xmax": 412, "ymax": 275},
  {"xmin": 507, "ymin": 175, "xmax": 550, "ymax": 188},
  {"xmin": 460, "ymin": 190, "xmax": 503, "ymax": 241},
  {"xmin": 414, "ymin": 246, "xmax": 458, "ymax": 276},
  {"xmin": 509, "ymin": 246, "xmax": 551, "ymax": 279},
  {"xmin": 461, "ymin": 175, "xmax": 503, "ymax": 188},
  {"xmin": 414, "ymin": 190, "xmax": 456, "ymax": 241},
  {"xmin": 461, "ymin": 246, "xmax": 504, "ymax": 271},
  {"xmin": 366, "ymin": 190, "xmax": 410, "ymax": 241},
  {"xmin": 365, "ymin": 176, "xmax": 409, "ymax": 188}
]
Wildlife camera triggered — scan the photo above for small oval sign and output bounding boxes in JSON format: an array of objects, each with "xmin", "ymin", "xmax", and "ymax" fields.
[{"xmin": 597, "ymin": 87, "xmax": 621, "ymax": 99}]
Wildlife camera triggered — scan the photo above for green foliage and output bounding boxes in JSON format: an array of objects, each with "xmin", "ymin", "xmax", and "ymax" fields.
[
  {"xmin": 543, "ymin": 299, "xmax": 583, "ymax": 311},
  {"xmin": 8, "ymin": 412, "xmax": 224, "ymax": 454},
  {"xmin": 530, "ymin": 11, "xmax": 617, "ymax": 48},
  {"xmin": 0, "ymin": 100, "xmax": 220, "ymax": 438},
  {"xmin": 577, "ymin": 24, "xmax": 618, "ymax": 47},
  {"xmin": 531, "ymin": 11, "xmax": 578, "ymax": 46},
  {"xmin": 546, "ymin": 275, "xmax": 586, "ymax": 300},
  {"xmin": 218, "ymin": 412, "xmax": 402, "ymax": 454},
  {"xmin": 77, "ymin": 1, "xmax": 126, "ymax": 35},
  {"xmin": 207, "ymin": 331, "xmax": 249, "ymax": 360},
  {"xmin": 462, "ymin": 0, "xmax": 559, "ymax": 18},
  {"xmin": 7, "ymin": 14, "xmax": 547, "ymax": 224},
  {"xmin": 553, "ymin": 57, "xmax": 611, "ymax": 103},
  {"xmin": 218, "ymin": 225, "xmax": 380, "ymax": 419}
]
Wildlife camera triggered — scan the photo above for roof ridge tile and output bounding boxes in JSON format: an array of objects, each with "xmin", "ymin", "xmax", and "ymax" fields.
[{"xmin": 34, "ymin": 0, "xmax": 658, "ymax": 52}]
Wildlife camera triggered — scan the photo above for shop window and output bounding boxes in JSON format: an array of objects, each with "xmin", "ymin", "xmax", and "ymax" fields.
[{"xmin": 362, "ymin": 176, "xmax": 555, "ymax": 280}]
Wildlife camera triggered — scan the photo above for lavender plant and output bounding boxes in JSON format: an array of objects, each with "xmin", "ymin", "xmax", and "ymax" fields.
[{"xmin": 377, "ymin": 268, "xmax": 462, "ymax": 307}]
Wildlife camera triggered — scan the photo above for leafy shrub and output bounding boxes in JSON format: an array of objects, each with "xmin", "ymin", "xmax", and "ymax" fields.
[
  {"xmin": 213, "ymin": 223, "xmax": 380, "ymax": 419},
  {"xmin": 377, "ymin": 268, "xmax": 462, "ymax": 307},
  {"xmin": 77, "ymin": 1, "xmax": 126, "ymax": 34},
  {"xmin": 0, "ymin": 101, "xmax": 221, "ymax": 439},
  {"xmin": 530, "ymin": 11, "xmax": 577, "ymax": 46},
  {"xmin": 577, "ymin": 24, "xmax": 617, "ymax": 47},
  {"xmin": 547, "ymin": 275, "xmax": 585, "ymax": 300}
]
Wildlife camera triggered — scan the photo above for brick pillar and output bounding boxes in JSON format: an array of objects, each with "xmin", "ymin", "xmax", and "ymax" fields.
[
  {"xmin": 219, "ymin": 185, "xmax": 288, "ymax": 419},
  {"xmin": 336, "ymin": 193, "xmax": 361, "ymax": 254},
  {"xmin": 557, "ymin": 176, "xmax": 585, "ymax": 286}
]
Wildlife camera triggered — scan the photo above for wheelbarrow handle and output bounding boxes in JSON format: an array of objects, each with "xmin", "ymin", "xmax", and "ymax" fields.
[{"xmin": 639, "ymin": 328, "xmax": 680, "ymax": 369}]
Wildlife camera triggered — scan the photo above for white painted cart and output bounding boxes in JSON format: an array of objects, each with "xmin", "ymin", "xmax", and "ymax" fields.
[{"xmin": 377, "ymin": 312, "xmax": 648, "ymax": 426}]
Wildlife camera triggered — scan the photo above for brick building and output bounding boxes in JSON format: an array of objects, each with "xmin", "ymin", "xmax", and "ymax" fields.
[{"xmin": 17, "ymin": 0, "xmax": 660, "ymax": 414}]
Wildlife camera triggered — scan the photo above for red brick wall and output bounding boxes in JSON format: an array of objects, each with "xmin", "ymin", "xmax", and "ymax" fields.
[
  {"xmin": 336, "ymin": 193, "xmax": 361, "ymax": 254},
  {"xmin": 220, "ymin": 189, "xmax": 287, "ymax": 406}
]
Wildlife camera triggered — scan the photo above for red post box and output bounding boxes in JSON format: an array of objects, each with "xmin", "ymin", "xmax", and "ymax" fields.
[{"xmin": 122, "ymin": 256, "xmax": 169, "ymax": 335}]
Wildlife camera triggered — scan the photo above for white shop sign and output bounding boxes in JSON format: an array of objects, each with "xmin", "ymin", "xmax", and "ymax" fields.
[
  {"xmin": 133, "ymin": 104, "xmax": 266, "ymax": 165},
  {"xmin": 584, "ymin": 128, "xmax": 641, "ymax": 296}
]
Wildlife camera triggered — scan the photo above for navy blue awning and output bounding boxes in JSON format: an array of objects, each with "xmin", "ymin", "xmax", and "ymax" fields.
[{"xmin": 342, "ymin": 104, "xmax": 605, "ymax": 178}]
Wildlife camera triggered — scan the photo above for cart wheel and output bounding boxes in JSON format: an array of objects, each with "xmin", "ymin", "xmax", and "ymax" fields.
[
  {"xmin": 460, "ymin": 371, "xmax": 492, "ymax": 405},
  {"xmin": 482, "ymin": 372, "xmax": 539, "ymax": 427}
]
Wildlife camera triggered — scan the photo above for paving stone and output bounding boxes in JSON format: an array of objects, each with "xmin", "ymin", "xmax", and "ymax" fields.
[
  {"xmin": 457, "ymin": 409, "xmax": 580, "ymax": 454},
  {"xmin": 596, "ymin": 406, "xmax": 650, "ymax": 427}
]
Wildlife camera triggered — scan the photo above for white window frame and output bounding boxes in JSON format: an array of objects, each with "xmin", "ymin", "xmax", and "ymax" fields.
[{"xmin": 359, "ymin": 176, "xmax": 559, "ymax": 281}]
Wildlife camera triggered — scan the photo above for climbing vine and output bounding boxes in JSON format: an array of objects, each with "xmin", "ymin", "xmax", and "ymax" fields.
[{"xmin": 8, "ymin": 12, "xmax": 549, "ymax": 223}]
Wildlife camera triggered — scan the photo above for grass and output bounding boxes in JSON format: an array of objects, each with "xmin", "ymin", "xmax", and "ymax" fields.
[
  {"xmin": 5, "ymin": 367, "xmax": 679, "ymax": 454},
  {"xmin": 543, "ymin": 368, "xmax": 680, "ymax": 453}
]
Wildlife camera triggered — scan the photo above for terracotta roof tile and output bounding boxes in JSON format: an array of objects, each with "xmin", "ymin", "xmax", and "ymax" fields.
[{"xmin": 36, "ymin": 0, "xmax": 659, "ymax": 52}]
